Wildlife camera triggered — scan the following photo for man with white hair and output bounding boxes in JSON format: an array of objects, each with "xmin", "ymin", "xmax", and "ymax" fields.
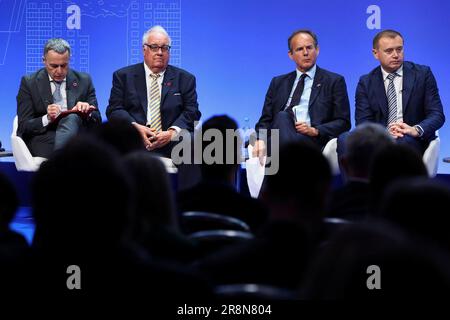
[{"xmin": 106, "ymin": 25, "xmax": 201, "ymax": 157}]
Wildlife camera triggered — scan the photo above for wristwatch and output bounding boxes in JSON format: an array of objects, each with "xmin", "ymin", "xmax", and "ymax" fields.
[{"xmin": 414, "ymin": 125, "xmax": 424, "ymax": 137}]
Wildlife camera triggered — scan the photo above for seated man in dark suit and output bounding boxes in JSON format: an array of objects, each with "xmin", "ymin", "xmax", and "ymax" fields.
[
  {"xmin": 355, "ymin": 29, "xmax": 445, "ymax": 154},
  {"xmin": 253, "ymin": 29, "xmax": 350, "ymax": 157},
  {"xmin": 17, "ymin": 38, "xmax": 101, "ymax": 158},
  {"xmin": 106, "ymin": 25, "xmax": 201, "ymax": 158}
]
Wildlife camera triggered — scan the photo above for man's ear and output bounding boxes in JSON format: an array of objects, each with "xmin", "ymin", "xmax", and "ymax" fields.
[
  {"xmin": 288, "ymin": 50, "xmax": 294, "ymax": 61},
  {"xmin": 372, "ymin": 48, "xmax": 379, "ymax": 60}
]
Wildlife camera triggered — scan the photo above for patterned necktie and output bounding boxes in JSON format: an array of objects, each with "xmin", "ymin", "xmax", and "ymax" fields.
[
  {"xmin": 148, "ymin": 73, "xmax": 162, "ymax": 132},
  {"xmin": 288, "ymin": 73, "xmax": 308, "ymax": 109},
  {"xmin": 387, "ymin": 73, "xmax": 398, "ymax": 126},
  {"xmin": 53, "ymin": 81, "xmax": 63, "ymax": 106}
]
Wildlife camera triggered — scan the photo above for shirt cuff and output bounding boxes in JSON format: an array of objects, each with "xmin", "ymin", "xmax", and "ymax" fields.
[
  {"xmin": 42, "ymin": 114, "xmax": 49, "ymax": 127},
  {"xmin": 414, "ymin": 125, "xmax": 424, "ymax": 137},
  {"xmin": 169, "ymin": 126, "xmax": 181, "ymax": 139}
]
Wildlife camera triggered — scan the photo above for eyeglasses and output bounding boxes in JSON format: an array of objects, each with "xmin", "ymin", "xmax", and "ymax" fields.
[{"xmin": 144, "ymin": 43, "xmax": 171, "ymax": 53}]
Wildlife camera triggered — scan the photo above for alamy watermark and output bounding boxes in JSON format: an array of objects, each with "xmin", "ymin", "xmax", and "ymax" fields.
[
  {"xmin": 366, "ymin": 264, "xmax": 381, "ymax": 290},
  {"xmin": 66, "ymin": 264, "xmax": 81, "ymax": 290},
  {"xmin": 169, "ymin": 122, "xmax": 280, "ymax": 176}
]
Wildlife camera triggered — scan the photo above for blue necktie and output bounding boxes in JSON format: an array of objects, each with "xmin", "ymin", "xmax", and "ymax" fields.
[{"xmin": 53, "ymin": 81, "xmax": 63, "ymax": 106}]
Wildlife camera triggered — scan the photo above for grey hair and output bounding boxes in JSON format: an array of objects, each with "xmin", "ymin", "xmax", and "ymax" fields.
[
  {"xmin": 344, "ymin": 122, "xmax": 394, "ymax": 177},
  {"xmin": 142, "ymin": 25, "xmax": 172, "ymax": 46},
  {"xmin": 43, "ymin": 38, "xmax": 71, "ymax": 57}
]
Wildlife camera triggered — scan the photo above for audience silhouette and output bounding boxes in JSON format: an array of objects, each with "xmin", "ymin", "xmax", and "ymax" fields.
[
  {"xmin": 3, "ymin": 119, "xmax": 450, "ymax": 302},
  {"xmin": 329, "ymin": 123, "xmax": 393, "ymax": 220},
  {"xmin": 3, "ymin": 135, "xmax": 210, "ymax": 300},
  {"xmin": 194, "ymin": 141, "xmax": 331, "ymax": 289},
  {"xmin": 177, "ymin": 115, "xmax": 268, "ymax": 231},
  {"xmin": 123, "ymin": 151, "xmax": 199, "ymax": 263}
]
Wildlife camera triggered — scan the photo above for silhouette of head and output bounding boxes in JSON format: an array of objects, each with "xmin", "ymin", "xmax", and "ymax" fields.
[
  {"xmin": 31, "ymin": 135, "xmax": 132, "ymax": 250},
  {"xmin": 123, "ymin": 151, "xmax": 177, "ymax": 240},
  {"xmin": 341, "ymin": 123, "xmax": 393, "ymax": 179},
  {"xmin": 260, "ymin": 141, "xmax": 332, "ymax": 221},
  {"xmin": 92, "ymin": 119, "xmax": 144, "ymax": 155},
  {"xmin": 200, "ymin": 115, "xmax": 241, "ymax": 182},
  {"xmin": 370, "ymin": 143, "xmax": 427, "ymax": 213}
]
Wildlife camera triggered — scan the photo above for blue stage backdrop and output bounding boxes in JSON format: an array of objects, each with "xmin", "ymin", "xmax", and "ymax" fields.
[{"xmin": 1, "ymin": 0, "xmax": 449, "ymax": 172}]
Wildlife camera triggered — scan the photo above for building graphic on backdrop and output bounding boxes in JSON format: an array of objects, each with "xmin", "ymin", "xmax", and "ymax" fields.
[
  {"xmin": 127, "ymin": 1, "xmax": 181, "ymax": 65},
  {"xmin": 26, "ymin": 1, "xmax": 89, "ymax": 74},
  {"xmin": 10, "ymin": 0, "xmax": 181, "ymax": 73}
]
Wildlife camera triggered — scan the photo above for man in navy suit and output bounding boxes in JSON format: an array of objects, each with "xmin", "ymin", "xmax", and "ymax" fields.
[
  {"xmin": 355, "ymin": 29, "xmax": 445, "ymax": 154},
  {"xmin": 253, "ymin": 29, "xmax": 351, "ymax": 157},
  {"xmin": 106, "ymin": 25, "xmax": 201, "ymax": 157},
  {"xmin": 17, "ymin": 38, "xmax": 101, "ymax": 158}
]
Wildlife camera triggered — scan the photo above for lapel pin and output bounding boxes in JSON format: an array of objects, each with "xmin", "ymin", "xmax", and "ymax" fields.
[
  {"xmin": 73, "ymin": 81, "xmax": 78, "ymax": 87},
  {"xmin": 165, "ymin": 82, "xmax": 172, "ymax": 87}
]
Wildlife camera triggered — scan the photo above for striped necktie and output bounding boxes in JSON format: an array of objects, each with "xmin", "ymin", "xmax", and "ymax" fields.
[
  {"xmin": 387, "ymin": 73, "xmax": 398, "ymax": 126},
  {"xmin": 147, "ymin": 73, "xmax": 162, "ymax": 132}
]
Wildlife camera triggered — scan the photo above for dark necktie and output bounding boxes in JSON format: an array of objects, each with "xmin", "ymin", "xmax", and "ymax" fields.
[{"xmin": 288, "ymin": 73, "xmax": 308, "ymax": 109}]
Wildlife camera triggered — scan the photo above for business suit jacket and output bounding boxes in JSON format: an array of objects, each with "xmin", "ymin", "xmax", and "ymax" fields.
[
  {"xmin": 355, "ymin": 61, "xmax": 445, "ymax": 142},
  {"xmin": 255, "ymin": 66, "xmax": 351, "ymax": 144},
  {"xmin": 16, "ymin": 68, "xmax": 100, "ymax": 157},
  {"xmin": 106, "ymin": 63, "xmax": 201, "ymax": 132}
]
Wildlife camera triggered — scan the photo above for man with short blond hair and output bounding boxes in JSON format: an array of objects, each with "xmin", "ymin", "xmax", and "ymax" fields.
[{"xmin": 355, "ymin": 29, "xmax": 445, "ymax": 154}]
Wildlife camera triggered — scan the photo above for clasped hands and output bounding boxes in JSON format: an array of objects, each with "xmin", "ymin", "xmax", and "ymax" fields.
[
  {"xmin": 388, "ymin": 121, "xmax": 419, "ymax": 138},
  {"xmin": 132, "ymin": 123, "xmax": 176, "ymax": 150},
  {"xmin": 47, "ymin": 101, "xmax": 96, "ymax": 122}
]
